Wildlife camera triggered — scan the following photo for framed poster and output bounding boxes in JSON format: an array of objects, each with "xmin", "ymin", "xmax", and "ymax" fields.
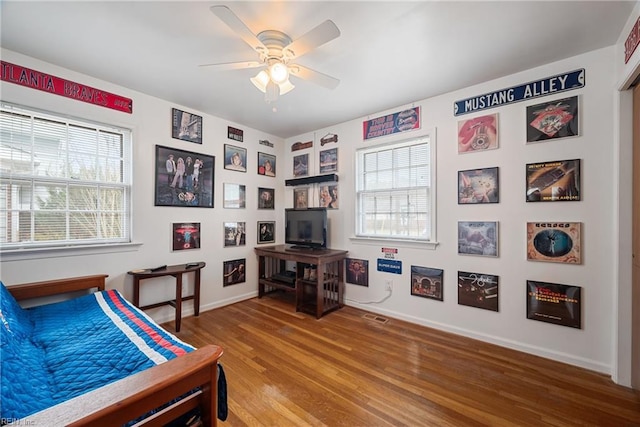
[
  {"xmin": 258, "ymin": 187, "xmax": 275, "ymax": 209},
  {"xmin": 526, "ymin": 96, "xmax": 579, "ymax": 142},
  {"xmin": 223, "ymin": 258, "xmax": 246, "ymax": 286},
  {"xmin": 457, "ymin": 113, "xmax": 498, "ymax": 153},
  {"xmin": 294, "ymin": 187, "xmax": 309, "ymax": 209},
  {"xmin": 411, "ymin": 265, "xmax": 443, "ymax": 301},
  {"xmin": 346, "ymin": 258, "xmax": 369, "ymax": 286},
  {"xmin": 458, "ymin": 221, "xmax": 498, "ymax": 257},
  {"xmin": 293, "ymin": 153, "xmax": 309, "ymax": 177},
  {"xmin": 319, "ymin": 184, "xmax": 338, "ymax": 209},
  {"xmin": 458, "ymin": 271, "xmax": 498, "ymax": 312},
  {"xmin": 526, "ymin": 159, "xmax": 580, "ymax": 202},
  {"xmin": 171, "ymin": 108, "xmax": 202, "ymax": 144},
  {"xmin": 223, "ymin": 183, "xmax": 246, "ymax": 209},
  {"xmin": 155, "ymin": 145, "xmax": 214, "ymax": 208},
  {"xmin": 257, "ymin": 221, "xmax": 275, "ymax": 244},
  {"xmin": 224, "ymin": 144, "xmax": 247, "ymax": 172},
  {"xmin": 319, "ymin": 148, "xmax": 338, "ymax": 173},
  {"xmin": 258, "ymin": 152, "xmax": 276, "ymax": 177},
  {"xmin": 526, "ymin": 281, "xmax": 581, "ymax": 328},
  {"xmin": 458, "ymin": 167, "xmax": 499, "ymax": 204},
  {"xmin": 224, "ymin": 222, "xmax": 246, "ymax": 247},
  {"xmin": 171, "ymin": 222, "xmax": 200, "ymax": 251},
  {"xmin": 526, "ymin": 222, "xmax": 581, "ymax": 264}
]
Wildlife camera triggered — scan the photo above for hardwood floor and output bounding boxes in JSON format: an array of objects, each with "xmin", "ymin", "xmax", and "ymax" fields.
[{"xmin": 167, "ymin": 293, "xmax": 640, "ymax": 427}]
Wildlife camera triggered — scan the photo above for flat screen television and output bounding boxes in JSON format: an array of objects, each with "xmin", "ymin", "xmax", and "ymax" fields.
[{"xmin": 285, "ymin": 207, "xmax": 327, "ymax": 249}]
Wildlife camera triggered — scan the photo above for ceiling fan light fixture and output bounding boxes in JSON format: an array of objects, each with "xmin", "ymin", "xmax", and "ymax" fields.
[
  {"xmin": 269, "ymin": 62, "xmax": 289, "ymax": 84},
  {"xmin": 265, "ymin": 80, "xmax": 280, "ymax": 103},
  {"xmin": 279, "ymin": 79, "xmax": 295, "ymax": 95},
  {"xmin": 250, "ymin": 70, "xmax": 270, "ymax": 92}
]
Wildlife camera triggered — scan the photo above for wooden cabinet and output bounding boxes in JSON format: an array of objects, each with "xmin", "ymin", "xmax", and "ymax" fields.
[{"xmin": 255, "ymin": 245, "xmax": 348, "ymax": 318}]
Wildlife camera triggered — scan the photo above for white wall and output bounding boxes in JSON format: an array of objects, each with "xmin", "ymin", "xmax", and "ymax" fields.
[
  {"xmin": 284, "ymin": 46, "xmax": 619, "ymax": 376},
  {"xmin": 0, "ymin": 48, "xmax": 285, "ymax": 322}
]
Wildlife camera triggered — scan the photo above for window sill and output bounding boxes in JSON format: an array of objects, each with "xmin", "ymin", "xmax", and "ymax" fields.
[
  {"xmin": 349, "ymin": 236, "xmax": 439, "ymax": 250},
  {"xmin": 0, "ymin": 242, "xmax": 143, "ymax": 262}
]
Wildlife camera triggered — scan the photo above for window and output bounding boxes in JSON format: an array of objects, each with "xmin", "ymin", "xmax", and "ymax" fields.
[
  {"xmin": 355, "ymin": 133, "xmax": 436, "ymax": 243},
  {"xmin": 0, "ymin": 103, "xmax": 132, "ymax": 251}
]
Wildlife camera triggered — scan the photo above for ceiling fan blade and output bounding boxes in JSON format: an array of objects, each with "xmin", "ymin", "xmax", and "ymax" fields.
[
  {"xmin": 283, "ymin": 20, "xmax": 340, "ymax": 59},
  {"xmin": 289, "ymin": 64, "xmax": 340, "ymax": 90},
  {"xmin": 210, "ymin": 5, "xmax": 267, "ymax": 55},
  {"xmin": 199, "ymin": 61, "xmax": 263, "ymax": 71}
]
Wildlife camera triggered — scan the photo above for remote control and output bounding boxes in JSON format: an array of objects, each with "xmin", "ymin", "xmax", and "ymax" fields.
[
  {"xmin": 149, "ymin": 265, "xmax": 167, "ymax": 272},
  {"xmin": 185, "ymin": 262, "xmax": 200, "ymax": 268}
]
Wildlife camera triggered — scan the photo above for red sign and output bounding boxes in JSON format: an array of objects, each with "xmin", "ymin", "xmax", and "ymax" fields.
[
  {"xmin": 625, "ymin": 16, "xmax": 640, "ymax": 64},
  {"xmin": 0, "ymin": 61, "xmax": 133, "ymax": 114}
]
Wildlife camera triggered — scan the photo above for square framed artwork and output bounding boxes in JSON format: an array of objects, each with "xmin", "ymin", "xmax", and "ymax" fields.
[
  {"xmin": 171, "ymin": 108, "xmax": 202, "ymax": 144},
  {"xmin": 526, "ymin": 159, "xmax": 581, "ymax": 202},
  {"xmin": 526, "ymin": 96, "xmax": 579, "ymax": 143},
  {"xmin": 526, "ymin": 222, "xmax": 581, "ymax": 264},
  {"xmin": 293, "ymin": 187, "xmax": 309, "ymax": 209},
  {"xmin": 319, "ymin": 148, "xmax": 338, "ymax": 173},
  {"xmin": 224, "ymin": 222, "xmax": 246, "ymax": 247},
  {"xmin": 257, "ymin": 221, "xmax": 275, "ymax": 244},
  {"xmin": 293, "ymin": 153, "xmax": 309, "ymax": 177},
  {"xmin": 258, "ymin": 152, "xmax": 276, "ymax": 177},
  {"xmin": 526, "ymin": 280, "xmax": 581, "ymax": 328},
  {"xmin": 258, "ymin": 187, "xmax": 275, "ymax": 209},
  {"xmin": 171, "ymin": 222, "xmax": 201, "ymax": 251},
  {"xmin": 224, "ymin": 144, "xmax": 247, "ymax": 172},
  {"xmin": 457, "ymin": 113, "xmax": 498, "ymax": 153},
  {"xmin": 458, "ymin": 167, "xmax": 499, "ymax": 204},
  {"xmin": 458, "ymin": 271, "xmax": 498, "ymax": 312},
  {"xmin": 319, "ymin": 184, "xmax": 338, "ymax": 209},
  {"xmin": 411, "ymin": 265, "xmax": 443, "ymax": 301},
  {"xmin": 458, "ymin": 221, "xmax": 498, "ymax": 257},
  {"xmin": 346, "ymin": 258, "xmax": 369, "ymax": 286},
  {"xmin": 155, "ymin": 145, "xmax": 214, "ymax": 208},
  {"xmin": 223, "ymin": 183, "xmax": 246, "ymax": 209},
  {"xmin": 223, "ymin": 258, "xmax": 246, "ymax": 286}
]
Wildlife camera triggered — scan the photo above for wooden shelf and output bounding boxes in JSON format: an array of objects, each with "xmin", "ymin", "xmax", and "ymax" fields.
[{"xmin": 285, "ymin": 173, "xmax": 338, "ymax": 187}]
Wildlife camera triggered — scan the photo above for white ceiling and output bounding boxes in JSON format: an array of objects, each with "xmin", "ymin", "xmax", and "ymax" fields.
[{"xmin": 1, "ymin": 1, "xmax": 635, "ymax": 139}]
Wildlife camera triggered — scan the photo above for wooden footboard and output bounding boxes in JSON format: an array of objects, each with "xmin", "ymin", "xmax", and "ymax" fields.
[{"xmin": 6, "ymin": 275, "xmax": 224, "ymax": 427}]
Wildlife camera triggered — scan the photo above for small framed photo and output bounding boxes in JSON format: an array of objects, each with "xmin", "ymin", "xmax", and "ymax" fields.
[
  {"xmin": 526, "ymin": 159, "xmax": 581, "ymax": 202},
  {"xmin": 171, "ymin": 222, "xmax": 201, "ymax": 251},
  {"xmin": 411, "ymin": 266, "xmax": 443, "ymax": 301},
  {"xmin": 224, "ymin": 222, "xmax": 246, "ymax": 247},
  {"xmin": 457, "ymin": 113, "xmax": 498, "ymax": 153},
  {"xmin": 294, "ymin": 187, "xmax": 309, "ymax": 209},
  {"xmin": 319, "ymin": 184, "xmax": 338, "ymax": 209},
  {"xmin": 258, "ymin": 152, "xmax": 276, "ymax": 177},
  {"xmin": 458, "ymin": 271, "xmax": 498, "ymax": 312},
  {"xmin": 224, "ymin": 144, "xmax": 247, "ymax": 172},
  {"xmin": 293, "ymin": 153, "xmax": 309, "ymax": 177},
  {"xmin": 527, "ymin": 281, "xmax": 581, "ymax": 328},
  {"xmin": 172, "ymin": 108, "xmax": 202, "ymax": 144},
  {"xmin": 257, "ymin": 221, "xmax": 275, "ymax": 244},
  {"xmin": 346, "ymin": 258, "xmax": 369, "ymax": 286},
  {"xmin": 223, "ymin": 183, "xmax": 246, "ymax": 209},
  {"xmin": 458, "ymin": 167, "xmax": 499, "ymax": 204},
  {"xmin": 319, "ymin": 148, "xmax": 338, "ymax": 173},
  {"xmin": 526, "ymin": 222, "xmax": 581, "ymax": 264},
  {"xmin": 458, "ymin": 221, "xmax": 498, "ymax": 257},
  {"xmin": 526, "ymin": 96, "xmax": 579, "ymax": 143},
  {"xmin": 258, "ymin": 187, "xmax": 275, "ymax": 209},
  {"xmin": 155, "ymin": 145, "xmax": 214, "ymax": 208},
  {"xmin": 223, "ymin": 258, "xmax": 246, "ymax": 286}
]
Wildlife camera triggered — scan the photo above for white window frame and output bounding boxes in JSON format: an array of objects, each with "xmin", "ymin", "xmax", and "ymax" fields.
[
  {"xmin": 352, "ymin": 130, "xmax": 438, "ymax": 249},
  {"xmin": 0, "ymin": 102, "xmax": 134, "ymax": 256}
]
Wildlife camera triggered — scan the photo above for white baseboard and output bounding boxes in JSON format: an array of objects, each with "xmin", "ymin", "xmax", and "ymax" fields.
[{"xmin": 151, "ymin": 291, "xmax": 258, "ymax": 325}]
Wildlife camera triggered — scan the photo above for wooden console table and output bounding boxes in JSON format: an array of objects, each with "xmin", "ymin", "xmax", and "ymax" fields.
[
  {"xmin": 254, "ymin": 245, "xmax": 348, "ymax": 318},
  {"xmin": 127, "ymin": 262, "xmax": 205, "ymax": 332}
]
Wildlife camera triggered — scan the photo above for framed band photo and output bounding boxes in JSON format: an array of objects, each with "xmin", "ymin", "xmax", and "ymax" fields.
[
  {"xmin": 155, "ymin": 145, "xmax": 214, "ymax": 208},
  {"xmin": 257, "ymin": 221, "xmax": 275, "ymax": 244},
  {"xmin": 258, "ymin": 152, "xmax": 276, "ymax": 177},
  {"xmin": 224, "ymin": 144, "xmax": 247, "ymax": 172},
  {"xmin": 171, "ymin": 108, "xmax": 202, "ymax": 144}
]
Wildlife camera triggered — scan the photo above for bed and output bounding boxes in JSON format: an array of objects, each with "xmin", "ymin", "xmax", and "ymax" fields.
[{"xmin": 0, "ymin": 274, "xmax": 225, "ymax": 426}]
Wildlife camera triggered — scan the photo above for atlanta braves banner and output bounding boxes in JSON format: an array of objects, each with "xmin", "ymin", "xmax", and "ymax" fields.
[
  {"xmin": 454, "ymin": 69, "xmax": 585, "ymax": 116},
  {"xmin": 363, "ymin": 106, "xmax": 420, "ymax": 140},
  {"xmin": 1, "ymin": 61, "xmax": 133, "ymax": 114}
]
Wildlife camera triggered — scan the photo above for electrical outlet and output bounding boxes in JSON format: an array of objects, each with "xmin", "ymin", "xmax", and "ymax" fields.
[{"xmin": 385, "ymin": 280, "xmax": 393, "ymax": 291}]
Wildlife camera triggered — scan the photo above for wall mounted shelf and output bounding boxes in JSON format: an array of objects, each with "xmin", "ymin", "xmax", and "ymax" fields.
[{"xmin": 285, "ymin": 173, "xmax": 339, "ymax": 187}]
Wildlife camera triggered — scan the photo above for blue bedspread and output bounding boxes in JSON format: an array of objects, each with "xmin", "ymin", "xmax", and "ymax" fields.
[{"xmin": 0, "ymin": 283, "xmax": 195, "ymax": 421}]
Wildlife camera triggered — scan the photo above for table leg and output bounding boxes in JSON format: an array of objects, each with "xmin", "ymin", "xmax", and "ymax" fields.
[
  {"xmin": 316, "ymin": 264, "xmax": 323, "ymax": 319},
  {"xmin": 194, "ymin": 268, "xmax": 201, "ymax": 317},
  {"xmin": 133, "ymin": 278, "xmax": 141, "ymax": 307},
  {"xmin": 175, "ymin": 274, "xmax": 183, "ymax": 332}
]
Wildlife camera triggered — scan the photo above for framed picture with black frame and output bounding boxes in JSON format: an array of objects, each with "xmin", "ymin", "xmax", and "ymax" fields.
[
  {"xmin": 155, "ymin": 145, "xmax": 214, "ymax": 208},
  {"xmin": 171, "ymin": 108, "xmax": 202, "ymax": 144},
  {"xmin": 224, "ymin": 144, "xmax": 247, "ymax": 172},
  {"xmin": 257, "ymin": 221, "xmax": 275, "ymax": 244},
  {"xmin": 258, "ymin": 152, "xmax": 276, "ymax": 177},
  {"xmin": 410, "ymin": 266, "xmax": 444, "ymax": 301},
  {"xmin": 458, "ymin": 167, "xmax": 499, "ymax": 204}
]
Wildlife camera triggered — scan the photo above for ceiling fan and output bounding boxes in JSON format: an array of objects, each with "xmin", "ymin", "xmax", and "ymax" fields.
[{"xmin": 201, "ymin": 5, "xmax": 341, "ymax": 102}]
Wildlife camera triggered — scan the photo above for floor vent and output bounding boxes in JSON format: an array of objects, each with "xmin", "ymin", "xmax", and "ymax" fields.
[{"xmin": 362, "ymin": 313, "xmax": 389, "ymax": 324}]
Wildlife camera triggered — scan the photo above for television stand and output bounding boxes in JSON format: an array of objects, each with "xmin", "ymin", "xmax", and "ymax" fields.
[{"xmin": 254, "ymin": 244, "xmax": 348, "ymax": 318}]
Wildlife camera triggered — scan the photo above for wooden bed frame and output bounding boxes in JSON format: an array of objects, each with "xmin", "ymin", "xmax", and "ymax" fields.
[{"xmin": 6, "ymin": 274, "xmax": 224, "ymax": 427}]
